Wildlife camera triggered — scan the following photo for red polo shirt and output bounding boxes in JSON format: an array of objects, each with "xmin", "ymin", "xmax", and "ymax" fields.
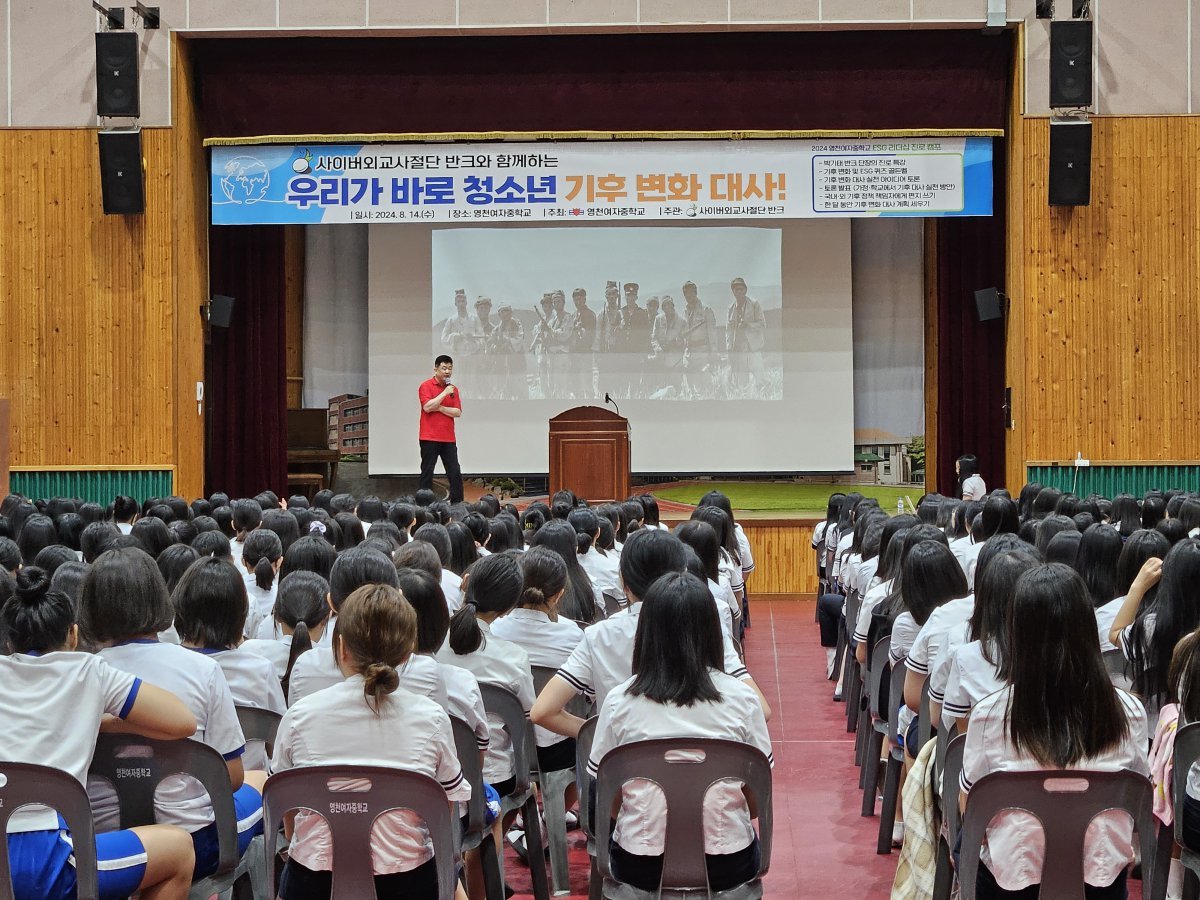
[{"xmin": 418, "ymin": 377, "xmax": 460, "ymax": 442}]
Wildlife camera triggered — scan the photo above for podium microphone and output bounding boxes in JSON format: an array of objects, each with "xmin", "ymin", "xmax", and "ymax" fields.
[{"xmin": 604, "ymin": 392, "xmax": 620, "ymax": 417}]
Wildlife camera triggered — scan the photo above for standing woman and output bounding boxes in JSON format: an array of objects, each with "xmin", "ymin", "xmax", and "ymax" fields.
[
  {"xmin": 961, "ymin": 563, "xmax": 1148, "ymax": 899},
  {"xmin": 957, "ymin": 454, "xmax": 986, "ymax": 501}
]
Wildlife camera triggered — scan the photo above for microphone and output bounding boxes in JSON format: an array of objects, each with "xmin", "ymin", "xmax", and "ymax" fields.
[{"xmin": 604, "ymin": 392, "xmax": 620, "ymax": 417}]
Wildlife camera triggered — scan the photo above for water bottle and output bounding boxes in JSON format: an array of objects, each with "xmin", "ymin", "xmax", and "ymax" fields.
[{"xmin": 897, "ymin": 499, "xmax": 904, "ymax": 516}]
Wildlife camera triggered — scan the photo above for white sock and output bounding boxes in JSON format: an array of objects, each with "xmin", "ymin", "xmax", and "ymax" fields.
[
  {"xmin": 892, "ymin": 820, "xmax": 905, "ymax": 844},
  {"xmin": 1168, "ymin": 858, "xmax": 1184, "ymax": 900},
  {"xmin": 825, "ymin": 648, "xmax": 837, "ymax": 677}
]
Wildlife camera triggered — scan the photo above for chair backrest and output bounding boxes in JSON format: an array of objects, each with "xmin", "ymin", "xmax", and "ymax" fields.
[
  {"xmin": 887, "ymin": 659, "xmax": 907, "ymax": 744},
  {"xmin": 958, "ymin": 769, "xmax": 1156, "ymax": 900},
  {"xmin": 479, "ymin": 683, "xmax": 537, "ymax": 797},
  {"xmin": 868, "ymin": 637, "xmax": 892, "ymax": 721},
  {"xmin": 843, "ymin": 589, "xmax": 861, "ymax": 631},
  {"xmin": 594, "ymin": 737, "xmax": 772, "ymax": 892},
  {"xmin": 940, "ymin": 731, "xmax": 966, "ymax": 849},
  {"xmin": 0, "ymin": 763, "xmax": 100, "ymax": 900},
  {"xmin": 449, "ymin": 715, "xmax": 487, "ymax": 837},
  {"xmin": 575, "ymin": 716, "xmax": 599, "ymax": 840},
  {"xmin": 262, "ymin": 765, "xmax": 461, "ymax": 900},
  {"xmin": 235, "ymin": 705, "xmax": 282, "ymax": 761},
  {"xmin": 601, "ymin": 590, "xmax": 624, "ymax": 618},
  {"xmin": 916, "ymin": 678, "xmax": 933, "ymax": 752},
  {"xmin": 1174, "ymin": 721, "xmax": 1200, "ymax": 846},
  {"xmin": 89, "ymin": 733, "xmax": 240, "ymax": 876},
  {"xmin": 531, "ymin": 664, "xmax": 592, "ymax": 719}
]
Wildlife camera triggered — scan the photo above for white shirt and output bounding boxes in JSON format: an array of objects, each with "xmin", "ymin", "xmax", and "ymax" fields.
[
  {"xmin": 734, "ymin": 523, "xmax": 754, "ymax": 575},
  {"xmin": 95, "ymin": 640, "xmax": 246, "ymax": 833},
  {"xmin": 0, "ymin": 652, "xmax": 140, "ymax": 832},
  {"xmin": 940, "ymin": 641, "xmax": 1004, "ymax": 728},
  {"xmin": 962, "ymin": 474, "xmax": 987, "ymax": 501},
  {"xmin": 905, "ymin": 595, "xmax": 976, "ymax": 678},
  {"xmin": 116, "ymin": 521, "xmax": 134, "ymax": 534},
  {"xmin": 831, "ymin": 532, "xmax": 853, "ymax": 580},
  {"xmin": 491, "ymin": 608, "xmax": 584, "ymax": 749},
  {"xmin": 242, "ymin": 572, "xmax": 278, "ymax": 640},
  {"xmin": 948, "ymin": 535, "xmax": 975, "ymax": 572},
  {"xmin": 844, "ymin": 552, "xmax": 863, "ymax": 594},
  {"xmin": 961, "ymin": 541, "xmax": 985, "ymax": 590},
  {"xmin": 888, "ymin": 612, "xmax": 925, "ymax": 734},
  {"xmin": 928, "ymin": 621, "xmax": 972, "ymax": 706},
  {"xmin": 588, "ymin": 671, "xmax": 772, "ymax": 856},
  {"xmin": 441, "ymin": 570, "xmax": 463, "ymax": 613},
  {"xmin": 812, "ymin": 521, "xmax": 829, "ymax": 554},
  {"xmin": 853, "ymin": 579, "xmax": 893, "ymax": 645},
  {"xmin": 288, "ymin": 646, "xmax": 444, "ymax": 709},
  {"xmin": 1095, "ymin": 597, "xmax": 1124, "ymax": 653},
  {"xmin": 960, "ymin": 686, "xmax": 1148, "ymax": 891},
  {"xmin": 709, "ymin": 578, "xmax": 739, "ymax": 634},
  {"xmin": 201, "ymin": 647, "xmax": 286, "ymax": 770},
  {"xmin": 719, "ymin": 550, "xmax": 744, "ymax": 597},
  {"xmin": 557, "ymin": 603, "xmax": 750, "ymax": 709},
  {"xmin": 436, "ymin": 620, "xmax": 535, "ymax": 782},
  {"xmin": 579, "ymin": 548, "xmax": 623, "ymax": 608},
  {"xmin": 433, "ymin": 659, "xmax": 490, "ymax": 753},
  {"xmin": 239, "ymin": 634, "xmax": 295, "ymax": 680},
  {"xmin": 272, "ymin": 677, "xmax": 470, "ymax": 875}
]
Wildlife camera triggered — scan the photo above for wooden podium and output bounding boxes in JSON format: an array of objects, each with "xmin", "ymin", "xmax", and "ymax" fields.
[{"xmin": 548, "ymin": 406, "xmax": 631, "ymax": 503}]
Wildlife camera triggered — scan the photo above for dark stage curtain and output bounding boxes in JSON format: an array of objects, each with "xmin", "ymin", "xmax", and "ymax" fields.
[
  {"xmin": 933, "ymin": 140, "xmax": 1008, "ymax": 495},
  {"xmin": 206, "ymin": 225, "xmax": 288, "ymax": 499}
]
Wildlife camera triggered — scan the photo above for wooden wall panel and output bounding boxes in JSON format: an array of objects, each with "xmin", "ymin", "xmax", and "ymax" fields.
[
  {"xmin": 740, "ymin": 522, "xmax": 818, "ymax": 596},
  {"xmin": 1008, "ymin": 117, "xmax": 1200, "ymax": 479}
]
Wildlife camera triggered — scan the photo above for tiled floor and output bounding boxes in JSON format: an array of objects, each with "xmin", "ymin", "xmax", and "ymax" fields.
[{"xmin": 507, "ymin": 598, "xmax": 900, "ymax": 898}]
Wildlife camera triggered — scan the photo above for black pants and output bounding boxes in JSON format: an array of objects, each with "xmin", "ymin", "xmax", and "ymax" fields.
[
  {"xmin": 279, "ymin": 857, "xmax": 440, "ymax": 899},
  {"xmin": 816, "ymin": 594, "xmax": 843, "ymax": 647},
  {"xmin": 974, "ymin": 862, "xmax": 1126, "ymax": 900},
  {"xmin": 419, "ymin": 440, "xmax": 463, "ymax": 504},
  {"xmin": 610, "ymin": 836, "xmax": 760, "ymax": 892}
]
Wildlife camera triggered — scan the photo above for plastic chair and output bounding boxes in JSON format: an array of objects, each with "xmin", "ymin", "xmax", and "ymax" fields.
[
  {"xmin": 1103, "ymin": 647, "xmax": 1129, "ymax": 685},
  {"xmin": 575, "ymin": 716, "xmax": 602, "ymax": 900},
  {"xmin": 236, "ymin": 705, "xmax": 282, "ymax": 763},
  {"xmin": 601, "ymin": 591, "xmax": 626, "ymax": 619},
  {"xmin": 861, "ymin": 637, "xmax": 892, "ymax": 817},
  {"xmin": 479, "ymin": 683, "xmax": 552, "ymax": 900},
  {"xmin": 531, "ymin": 665, "xmax": 590, "ymax": 896},
  {"xmin": 932, "ymin": 731, "xmax": 965, "ymax": 900},
  {"xmin": 876, "ymin": 657, "xmax": 907, "ymax": 853},
  {"xmin": 1171, "ymin": 721, "xmax": 1200, "ymax": 900},
  {"xmin": 450, "ymin": 716, "xmax": 506, "ymax": 900},
  {"xmin": 0, "ymin": 762, "xmax": 100, "ymax": 900},
  {"xmin": 88, "ymin": 733, "xmax": 260, "ymax": 900},
  {"xmin": 842, "ymin": 590, "xmax": 864, "ymax": 735},
  {"xmin": 262, "ymin": 765, "xmax": 460, "ymax": 900},
  {"xmin": 958, "ymin": 769, "xmax": 1157, "ymax": 900},
  {"xmin": 594, "ymin": 737, "xmax": 772, "ymax": 899}
]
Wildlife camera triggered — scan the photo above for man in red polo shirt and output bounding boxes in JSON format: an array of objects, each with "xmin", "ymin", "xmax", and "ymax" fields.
[{"xmin": 418, "ymin": 355, "xmax": 464, "ymax": 503}]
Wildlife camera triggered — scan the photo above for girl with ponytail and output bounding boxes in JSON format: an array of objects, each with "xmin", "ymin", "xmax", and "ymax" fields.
[
  {"xmin": 1, "ymin": 565, "xmax": 199, "ymax": 899},
  {"xmin": 437, "ymin": 552, "xmax": 536, "ymax": 797},
  {"xmin": 241, "ymin": 571, "xmax": 331, "ymax": 696},
  {"xmin": 228, "ymin": 498, "xmax": 262, "ymax": 566},
  {"xmin": 272, "ymin": 584, "xmax": 471, "ymax": 900},
  {"xmin": 571, "ymin": 507, "xmax": 624, "ymax": 609},
  {"xmin": 239, "ymin": 528, "xmax": 283, "ymax": 639}
]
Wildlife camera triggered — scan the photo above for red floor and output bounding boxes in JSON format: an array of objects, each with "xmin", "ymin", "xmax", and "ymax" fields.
[{"xmin": 506, "ymin": 599, "xmax": 899, "ymax": 899}]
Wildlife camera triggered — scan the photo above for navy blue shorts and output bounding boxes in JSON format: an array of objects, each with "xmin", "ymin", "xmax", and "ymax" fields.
[
  {"xmin": 190, "ymin": 783, "xmax": 264, "ymax": 879},
  {"xmin": 7, "ymin": 818, "xmax": 147, "ymax": 900}
]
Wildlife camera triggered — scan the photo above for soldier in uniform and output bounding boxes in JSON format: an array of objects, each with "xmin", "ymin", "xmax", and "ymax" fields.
[
  {"xmin": 531, "ymin": 292, "xmax": 557, "ymax": 399},
  {"xmin": 595, "ymin": 280, "xmax": 624, "ymax": 398},
  {"xmin": 682, "ymin": 280, "xmax": 717, "ymax": 397},
  {"xmin": 488, "ymin": 302, "xmax": 527, "ymax": 400},
  {"xmin": 468, "ymin": 297, "xmax": 496, "ymax": 395},
  {"xmin": 726, "ymin": 276, "xmax": 767, "ymax": 394},
  {"xmin": 547, "ymin": 290, "xmax": 573, "ymax": 399},
  {"xmin": 621, "ymin": 282, "xmax": 650, "ymax": 398},
  {"xmin": 440, "ymin": 289, "xmax": 473, "ymax": 354},
  {"xmin": 570, "ymin": 287, "xmax": 597, "ymax": 400},
  {"xmin": 645, "ymin": 296, "xmax": 660, "ymax": 328},
  {"xmin": 650, "ymin": 296, "xmax": 686, "ymax": 393}
]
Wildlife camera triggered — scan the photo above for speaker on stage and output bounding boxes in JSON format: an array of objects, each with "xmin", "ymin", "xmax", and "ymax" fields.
[
  {"xmin": 96, "ymin": 32, "xmax": 140, "ymax": 118},
  {"xmin": 1049, "ymin": 119, "xmax": 1092, "ymax": 207},
  {"xmin": 98, "ymin": 129, "xmax": 145, "ymax": 215},
  {"xmin": 1050, "ymin": 20, "xmax": 1093, "ymax": 108}
]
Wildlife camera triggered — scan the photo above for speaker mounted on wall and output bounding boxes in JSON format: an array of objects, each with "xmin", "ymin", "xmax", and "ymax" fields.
[
  {"xmin": 1049, "ymin": 20, "xmax": 1093, "ymax": 108},
  {"xmin": 95, "ymin": 31, "xmax": 140, "ymax": 117},
  {"xmin": 208, "ymin": 295, "xmax": 235, "ymax": 328},
  {"xmin": 98, "ymin": 129, "xmax": 145, "ymax": 215},
  {"xmin": 974, "ymin": 287, "xmax": 1005, "ymax": 322},
  {"xmin": 1049, "ymin": 118, "xmax": 1092, "ymax": 207}
]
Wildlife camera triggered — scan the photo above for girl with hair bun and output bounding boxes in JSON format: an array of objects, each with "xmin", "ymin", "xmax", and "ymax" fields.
[
  {"xmin": 0, "ymin": 565, "xmax": 199, "ymax": 900},
  {"xmin": 272, "ymin": 584, "xmax": 471, "ymax": 900}
]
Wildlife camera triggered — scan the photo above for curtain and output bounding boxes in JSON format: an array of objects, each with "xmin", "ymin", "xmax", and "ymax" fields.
[
  {"xmin": 206, "ymin": 225, "xmax": 288, "ymax": 499},
  {"xmin": 301, "ymin": 225, "xmax": 369, "ymax": 409}
]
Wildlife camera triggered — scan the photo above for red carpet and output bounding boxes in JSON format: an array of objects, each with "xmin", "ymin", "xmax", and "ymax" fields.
[{"xmin": 504, "ymin": 599, "xmax": 899, "ymax": 898}]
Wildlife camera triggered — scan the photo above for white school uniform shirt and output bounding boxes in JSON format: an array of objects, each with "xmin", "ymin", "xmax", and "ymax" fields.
[
  {"xmin": 734, "ymin": 523, "xmax": 754, "ymax": 575},
  {"xmin": 905, "ymin": 595, "xmax": 976, "ymax": 680},
  {"xmin": 844, "ymin": 552, "xmax": 863, "ymax": 594},
  {"xmin": 960, "ymin": 686, "xmax": 1148, "ymax": 892},
  {"xmin": 240, "ymin": 634, "xmax": 295, "ymax": 680},
  {"xmin": 1094, "ymin": 596, "xmax": 1125, "ymax": 653},
  {"xmin": 588, "ymin": 671, "xmax": 772, "ymax": 856},
  {"xmin": 579, "ymin": 547, "xmax": 622, "ymax": 596},
  {"xmin": 251, "ymin": 612, "xmax": 333, "ymax": 648},
  {"xmin": 927, "ymin": 621, "xmax": 973, "ymax": 706},
  {"xmin": 196, "ymin": 647, "xmax": 286, "ymax": 770},
  {"xmin": 242, "ymin": 573, "xmax": 278, "ymax": 640},
  {"xmin": 961, "ymin": 474, "xmax": 987, "ymax": 501},
  {"xmin": 831, "ymin": 532, "xmax": 853, "ymax": 580},
  {"xmin": 940, "ymin": 640, "xmax": 1005, "ymax": 728},
  {"xmin": 432, "ymin": 658, "xmax": 490, "ymax": 752},
  {"xmin": 811, "ymin": 521, "xmax": 829, "ymax": 553},
  {"xmin": 1117, "ymin": 612, "xmax": 1157, "ymax": 660},
  {"xmin": 710, "ymin": 578, "xmax": 740, "ymax": 632},
  {"xmin": 0, "ymin": 652, "xmax": 141, "ymax": 833},
  {"xmin": 288, "ymin": 645, "xmax": 444, "ymax": 709},
  {"xmin": 229, "ymin": 537, "xmax": 246, "ymax": 566},
  {"xmin": 95, "ymin": 640, "xmax": 246, "ymax": 833},
  {"xmin": 556, "ymin": 602, "xmax": 751, "ymax": 709},
  {"xmin": 436, "ymin": 620, "xmax": 536, "ymax": 783},
  {"xmin": 853, "ymin": 579, "xmax": 893, "ymax": 645},
  {"xmin": 491, "ymin": 608, "xmax": 585, "ymax": 748},
  {"xmin": 962, "ymin": 541, "xmax": 986, "ymax": 590},
  {"xmin": 948, "ymin": 535, "xmax": 974, "ymax": 571},
  {"xmin": 888, "ymin": 612, "xmax": 924, "ymax": 734},
  {"xmin": 719, "ymin": 549, "xmax": 745, "ymax": 597},
  {"xmin": 271, "ymin": 677, "xmax": 471, "ymax": 875},
  {"xmin": 441, "ymin": 570, "xmax": 464, "ymax": 613},
  {"xmin": 116, "ymin": 521, "xmax": 134, "ymax": 534}
]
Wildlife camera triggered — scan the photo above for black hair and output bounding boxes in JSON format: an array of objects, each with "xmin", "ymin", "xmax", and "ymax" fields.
[
  {"xmin": 629, "ymin": 572, "xmax": 723, "ymax": 705},
  {"xmin": 168, "ymin": 520, "xmax": 198, "ymax": 546},
  {"xmin": 619, "ymin": 500, "xmax": 644, "ymax": 533},
  {"xmin": 1034, "ymin": 515, "xmax": 1077, "ymax": 556},
  {"xmin": 447, "ymin": 553, "xmax": 524, "ymax": 655},
  {"xmin": 477, "ymin": 494, "xmax": 501, "ymax": 517},
  {"xmin": 261, "ymin": 508, "xmax": 300, "ymax": 553},
  {"xmin": 211, "ymin": 506, "xmax": 235, "ymax": 538},
  {"xmin": 434, "ymin": 354, "xmax": 453, "ymax": 367},
  {"xmin": 80, "ymin": 547, "xmax": 174, "ymax": 643},
  {"xmin": 192, "ymin": 530, "xmax": 232, "ymax": 560},
  {"xmin": 173, "ymin": 557, "xmax": 247, "ymax": 649},
  {"xmin": 956, "ymin": 454, "xmax": 979, "ymax": 480},
  {"xmin": 1157, "ymin": 517, "xmax": 1190, "ymax": 546},
  {"xmin": 568, "ymin": 508, "xmax": 601, "ymax": 555},
  {"xmin": 1074, "ymin": 523, "xmax": 1124, "ymax": 608},
  {"xmin": 365, "ymin": 520, "xmax": 404, "ymax": 552},
  {"xmin": 77, "ymin": 521, "xmax": 117, "ymax": 563},
  {"xmin": 33, "ymin": 544, "xmax": 77, "ymax": 578},
  {"xmin": 596, "ymin": 516, "xmax": 616, "ymax": 553},
  {"xmin": 1115, "ymin": 529, "xmax": 1170, "ymax": 598},
  {"xmin": 1044, "ymin": 530, "xmax": 1082, "ymax": 566},
  {"xmin": 3, "ymin": 566, "xmax": 75, "ymax": 654},
  {"xmin": 1141, "ymin": 496, "xmax": 1167, "ymax": 529},
  {"xmin": 875, "ymin": 516, "xmax": 918, "ymax": 583},
  {"xmin": 157, "ymin": 543, "xmax": 201, "ymax": 593},
  {"xmin": 1130, "ymin": 539, "xmax": 1200, "ymax": 700},
  {"xmin": 395, "ymin": 567, "xmax": 449, "ymax": 653},
  {"xmin": 55, "ymin": 513, "xmax": 85, "ymax": 551},
  {"xmin": 979, "ymin": 496, "xmax": 1020, "ymax": 540},
  {"xmin": 917, "ymin": 494, "xmax": 942, "ymax": 525},
  {"xmin": 1055, "ymin": 493, "xmax": 1082, "ymax": 518},
  {"xmin": 49, "ymin": 561, "xmax": 89, "ymax": 614},
  {"xmin": 231, "ymin": 498, "xmax": 263, "ymax": 539},
  {"xmin": 1016, "ymin": 482, "xmax": 1043, "ymax": 521},
  {"xmin": 208, "ymin": 491, "xmax": 231, "ymax": 508},
  {"xmin": 357, "ymin": 497, "xmax": 385, "ymax": 524},
  {"xmin": 329, "ymin": 545, "xmax": 399, "ymax": 610},
  {"xmin": 900, "ymin": 541, "xmax": 969, "ymax": 626},
  {"xmin": 1072, "ymin": 512, "xmax": 1097, "ymax": 532},
  {"xmin": 312, "ymin": 489, "xmax": 335, "ymax": 512},
  {"xmin": 463, "ymin": 512, "xmax": 490, "ymax": 547},
  {"xmin": 822, "ymin": 493, "xmax": 846, "ymax": 534},
  {"xmin": 519, "ymin": 508, "xmax": 547, "ymax": 540},
  {"xmin": 191, "ymin": 498, "xmax": 213, "ymax": 519},
  {"xmin": 519, "ymin": 546, "xmax": 568, "ymax": 610},
  {"xmin": 970, "ymin": 546, "xmax": 1041, "ymax": 676},
  {"xmin": 130, "ymin": 517, "xmax": 173, "ymax": 559},
  {"xmin": 112, "ymin": 495, "xmax": 140, "ymax": 524},
  {"xmin": 637, "ymin": 494, "xmax": 662, "ymax": 529},
  {"xmin": 689, "ymin": 505, "xmax": 740, "ymax": 565},
  {"xmin": 674, "ymin": 520, "xmax": 721, "ymax": 584},
  {"xmin": 1030, "ymin": 487, "xmax": 1063, "ymax": 521},
  {"xmin": 279, "ymin": 534, "xmax": 335, "ymax": 582},
  {"xmin": 332, "ymin": 513, "xmax": 365, "ymax": 552},
  {"xmin": 146, "ymin": 503, "xmax": 175, "ymax": 524},
  {"xmin": 413, "ymin": 489, "xmax": 436, "ymax": 508},
  {"xmin": 620, "ymin": 529, "xmax": 687, "ymax": 603},
  {"xmin": 529, "ymin": 520, "xmax": 596, "ymax": 623},
  {"xmin": 412, "ymin": 523, "xmax": 453, "ymax": 567},
  {"xmin": 274, "ymin": 571, "xmax": 332, "ymax": 694},
  {"xmin": 242, "ymin": 528, "xmax": 283, "ymax": 592},
  {"xmin": 1006, "ymin": 564, "xmax": 1130, "ymax": 766},
  {"xmin": 394, "ymin": 541, "xmax": 443, "ymax": 580},
  {"xmin": 446, "ymin": 522, "xmax": 479, "ymax": 577},
  {"xmin": 1106, "ymin": 494, "xmax": 1140, "ymax": 539},
  {"xmin": 16, "ymin": 514, "xmax": 58, "ymax": 565}
]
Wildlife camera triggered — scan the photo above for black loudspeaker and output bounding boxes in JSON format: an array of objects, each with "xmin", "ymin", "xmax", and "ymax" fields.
[
  {"xmin": 96, "ymin": 32, "xmax": 140, "ymax": 117},
  {"xmin": 974, "ymin": 287, "xmax": 1004, "ymax": 322},
  {"xmin": 97, "ymin": 130, "xmax": 145, "ymax": 215},
  {"xmin": 1049, "ymin": 119, "xmax": 1092, "ymax": 207},
  {"xmin": 209, "ymin": 295, "xmax": 235, "ymax": 328},
  {"xmin": 1050, "ymin": 20, "xmax": 1093, "ymax": 108}
]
